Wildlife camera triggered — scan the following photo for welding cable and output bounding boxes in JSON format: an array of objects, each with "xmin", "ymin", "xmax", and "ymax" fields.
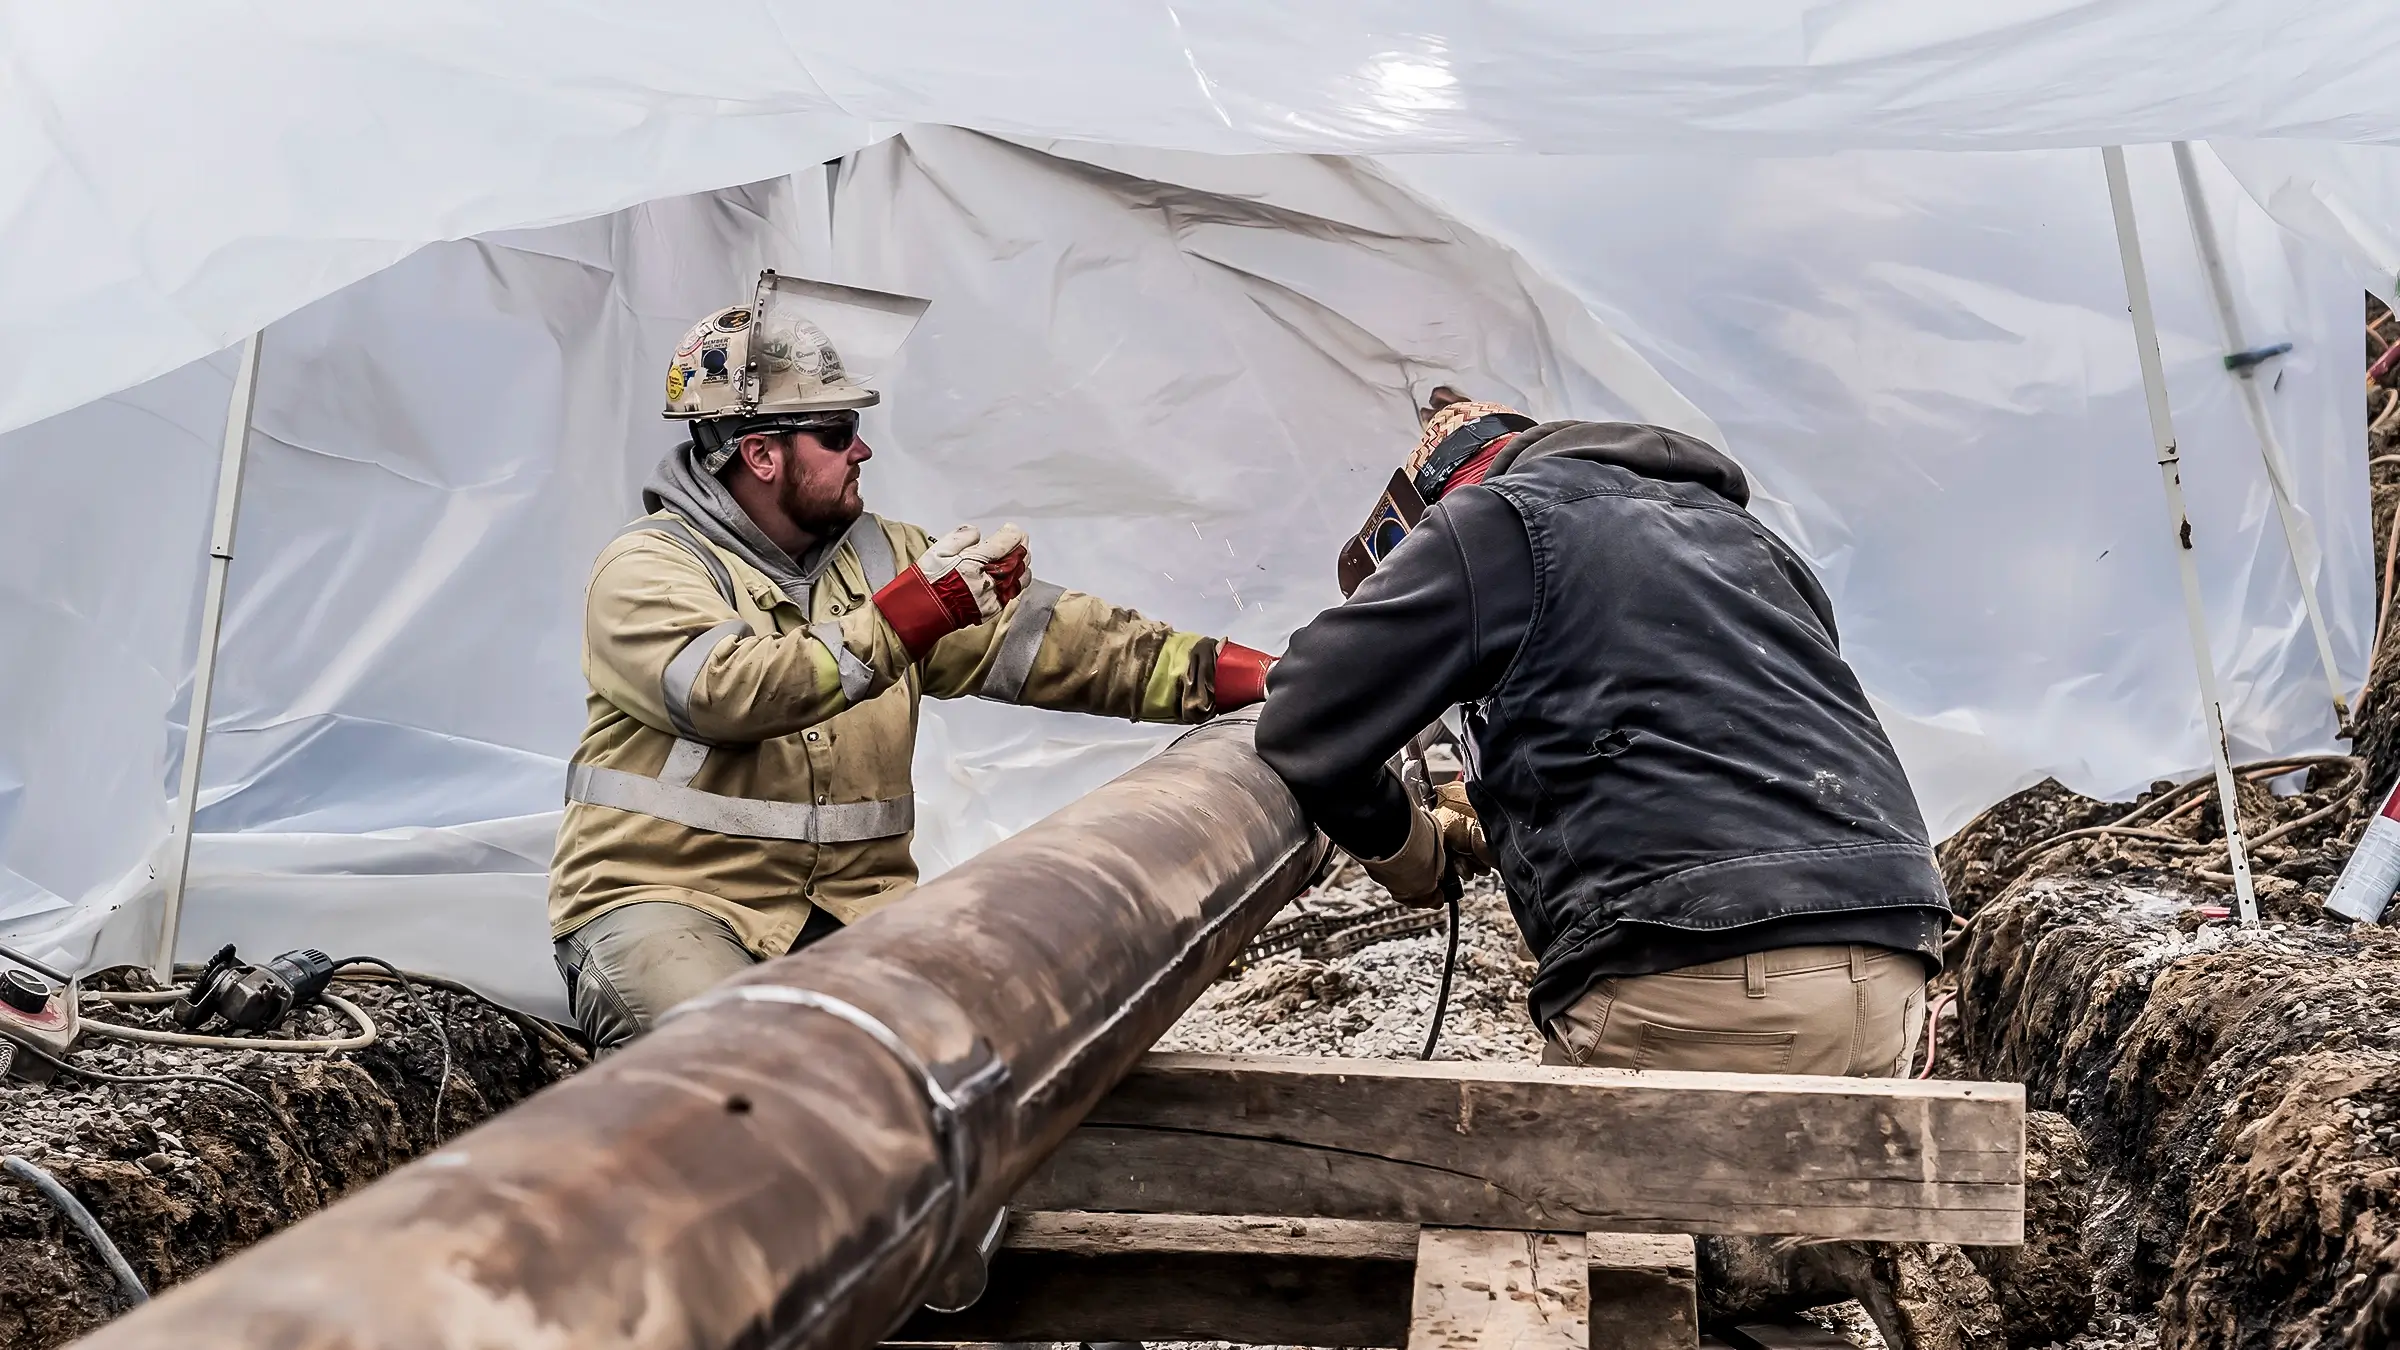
[
  {"xmin": 1419, "ymin": 886, "xmax": 1462, "ymax": 1061},
  {"xmin": 2, "ymin": 1156, "xmax": 148, "ymax": 1306},
  {"xmin": 1916, "ymin": 991, "xmax": 1957, "ymax": 1080},
  {"xmin": 2371, "ymin": 339, "xmax": 2400, "ymax": 386},
  {"xmin": 79, "ymin": 990, "xmax": 377, "ymax": 1052},
  {"xmin": 2246, "ymin": 789, "xmax": 2363, "ymax": 850},
  {"xmin": 2374, "ymin": 390, "xmax": 2400, "ymax": 437},
  {"xmin": 330, "ymin": 957, "xmax": 454, "ymax": 1140}
]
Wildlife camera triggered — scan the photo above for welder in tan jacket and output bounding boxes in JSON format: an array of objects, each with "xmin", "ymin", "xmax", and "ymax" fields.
[{"xmin": 549, "ymin": 273, "xmax": 1277, "ymax": 1048}]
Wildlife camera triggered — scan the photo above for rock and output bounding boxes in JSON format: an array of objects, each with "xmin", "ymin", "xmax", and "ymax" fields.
[
  {"xmin": 1966, "ymin": 1110, "xmax": 2096, "ymax": 1349},
  {"xmin": 138, "ymin": 1154, "xmax": 172, "ymax": 1175},
  {"xmin": 1871, "ymin": 1243, "xmax": 2005, "ymax": 1350}
]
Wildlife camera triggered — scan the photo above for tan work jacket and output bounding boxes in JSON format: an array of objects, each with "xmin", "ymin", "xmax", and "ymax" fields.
[{"xmin": 548, "ymin": 509, "xmax": 1217, "ymax": 955}]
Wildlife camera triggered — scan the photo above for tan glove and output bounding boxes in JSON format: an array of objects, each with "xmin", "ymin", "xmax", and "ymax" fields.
[
  {"xmin": 872, "ymin": 523, "xmax": 1032, "ymax": 658},
  {"xmin": 1359, "ymin": 804, "xmax": 1449, "ymax": 906},
  {"xmin": 1433, "ymin": 781, "xmax": 1495, "ymax": 876}
]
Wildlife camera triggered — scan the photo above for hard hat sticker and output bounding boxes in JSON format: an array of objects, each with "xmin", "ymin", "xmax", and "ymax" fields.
[
  {"xmin": 666, "ymin": 365, "xmax": 688, "ymax": 401},
  {"xmin": 715, "ymin": 309, "xmax": 752, "ymax": 333}
]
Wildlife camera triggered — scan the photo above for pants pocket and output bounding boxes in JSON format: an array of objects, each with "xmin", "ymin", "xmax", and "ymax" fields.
[
  {"xmin": 1543, "ymin": 980, "xmax": 1618, "ymax": 1067},
  {"xmin": 1633, "ymin": 1021, "xmax": 1797, "ymax": 1074},
  {"xmin": 554, "ymin": 933, "xmax": 643, "ymax": 1052}
]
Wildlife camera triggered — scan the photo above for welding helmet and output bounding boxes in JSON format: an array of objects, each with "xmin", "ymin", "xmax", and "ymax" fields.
[
  {"xmin": 667, "ymin": 271, "xmax": 930, "ymax": 473},
  {"xmin": 1336, "ymin": 390, "xmax": 1534, "ymax": 596}
]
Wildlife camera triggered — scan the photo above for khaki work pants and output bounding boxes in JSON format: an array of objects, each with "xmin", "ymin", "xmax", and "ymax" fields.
[
  {"xmin": 553, "ymin": 900, "xmax": 843, "ymax": 1051},
  {"xmin": 1539, "ymin": 944, "xmax": 1926, "ymax": 1078}
]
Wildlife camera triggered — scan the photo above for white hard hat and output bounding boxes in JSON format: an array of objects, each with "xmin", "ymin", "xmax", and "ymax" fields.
[{"xmin": 665, "ymin": 271, "xmax": 928, "ymax": 423}]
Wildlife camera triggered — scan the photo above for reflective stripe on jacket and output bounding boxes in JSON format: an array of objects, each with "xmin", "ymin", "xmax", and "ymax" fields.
[{"xmin": 548, "ymin": 508, "xmax": 1220, "ymax": 955}]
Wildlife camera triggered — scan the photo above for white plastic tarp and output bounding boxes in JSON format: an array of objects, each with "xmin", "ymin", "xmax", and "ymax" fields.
[
  {"xmin": 0, "ymin": 127, "xmax": 2371, "ymax": 1014},
  {"xmin": 12, "ymin": 3, "xmax": 2400, "ymax": 440},
  {"xmin": 2212, "ymin": 141, "xmax": 2400, "ymax": 307}
]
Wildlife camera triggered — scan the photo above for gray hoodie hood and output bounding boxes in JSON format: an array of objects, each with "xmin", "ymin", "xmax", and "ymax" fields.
[{"xmin": 640, "ymin": 440, "xmax": 851, "ymax": 597}]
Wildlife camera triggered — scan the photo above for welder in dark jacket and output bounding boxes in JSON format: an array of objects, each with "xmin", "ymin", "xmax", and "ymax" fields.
[{"xmin": 1255, "ymin": 393, "xmax": 1950, "ymax": 1075}]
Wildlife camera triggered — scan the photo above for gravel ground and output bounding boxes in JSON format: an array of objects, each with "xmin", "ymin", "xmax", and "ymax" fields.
[{"xmin": 1162, "ymin": 872, "xmax": 1542, "ymax": 1063}]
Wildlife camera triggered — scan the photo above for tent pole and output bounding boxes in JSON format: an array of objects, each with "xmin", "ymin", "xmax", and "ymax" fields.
[
  {"xmin": 154, "ymin": 332, "xmax": 263, "ymax": 982},
  {"xmin": 2103, "ymin": 146, "xmax": 2260, "ymax": 925},
  {"xmin": 2171, "ymin": 140, "xmax": 2351, "ymax": 736}
]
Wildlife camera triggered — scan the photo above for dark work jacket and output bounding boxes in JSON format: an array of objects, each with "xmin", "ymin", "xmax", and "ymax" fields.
[{"xmin": 1256, "ymin": 421, "xmax": 1949, "ymax": 1028}]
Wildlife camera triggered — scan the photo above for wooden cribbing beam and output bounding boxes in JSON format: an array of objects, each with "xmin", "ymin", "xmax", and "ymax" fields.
[
  {"xmin": 1014, "ymin": 1053, "xmax": 2025, "ymax": 1244},
  {"xmin": 892, "ymin": 1213, "xmax": 1702, "ymax": 1347},
  {"xmin": 1587, "ymin": 1234, "xmax": 1699, "ymax": 1350},
  {"xmin": 1408, "ymin": 1228, "xmax": 1590, "ymax": 1350}
]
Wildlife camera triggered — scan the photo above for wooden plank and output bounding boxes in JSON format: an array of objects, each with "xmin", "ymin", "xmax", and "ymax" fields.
[
  {"xmin": 893, "ymin": 1211, "xmax": 1419, "ymax": 1345},
  {"xmin": 1588, "ymin": 1233, "xmax": 1698, "ymax": 1350},
  {"xmin": 1015, "ymin": 1053, "xmax": 2024, "ymax": 1244},
  {"xmin": 1408, "ymin": 1229, "xmax": 1589, "ymax": 1350}
]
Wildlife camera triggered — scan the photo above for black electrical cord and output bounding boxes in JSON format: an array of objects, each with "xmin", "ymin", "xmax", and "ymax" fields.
[
  {"xmin": 331, "ymin": 957, "xmax": 452, "ymax": 1141},
  {"xmin": 2, "ymin": 1156, "xmax": 147, "ymax": 1306},
  {"xmin": 1419, "ymin": 884, "xmax": 1462, "ymax": 1061}
]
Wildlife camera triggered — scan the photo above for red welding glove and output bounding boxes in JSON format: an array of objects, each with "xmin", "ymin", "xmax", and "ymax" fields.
[
  {"xmin": 873, "ymin": 523, "xmax": 1031, "ymax": 659},
  {"xmin": 1213, "ymin": 640, "xmax": 1279, "ymax": 710}
]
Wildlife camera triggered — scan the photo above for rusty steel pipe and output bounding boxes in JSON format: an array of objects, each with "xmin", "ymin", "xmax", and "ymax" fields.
[{"xmin": 76, "ymin": 712, "xmax": 1324, "ymax": 1350}]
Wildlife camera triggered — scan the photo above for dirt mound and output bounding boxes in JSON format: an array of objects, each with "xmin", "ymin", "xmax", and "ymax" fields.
[
  {"xmin": 1936, "ymin": 757, "xmax": 2365, "ymax": 928},
  {"xmin": 1951, "ymin": 869, "xmax": 2400, "ymax": 1350},
  {"xmin": 0, "ymin": 974, "xmax": 576, "ymax": 1348}
]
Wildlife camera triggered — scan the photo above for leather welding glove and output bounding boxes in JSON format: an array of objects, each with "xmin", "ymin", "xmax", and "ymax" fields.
[
  {"xmin": 1432, "ymin": 780, "xmax": 1495, "ymax": 876},
  {"xmin": 873, "ymin": 523, "xmax": 1031, "ymax": 659},
  {"xmin": 1360, "ymin": 803, "xmax": 1450, "ymax": 907},
  {"xmin": 1212, "ymin": 641, "xmax": 1279, "ymax": 710}
]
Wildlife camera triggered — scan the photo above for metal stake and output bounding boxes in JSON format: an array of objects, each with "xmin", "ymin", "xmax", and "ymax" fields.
[
  {"xmin": 155, "ymin": 332, "xmax": 263, "ymax": 980},
  {"xmin": 2171, "ymin": 140, "xmax": 2351, "ymax": 735},
  {"xmin": 2103, "ymin": 146, "xmax": 2259, "ymax": 925}
]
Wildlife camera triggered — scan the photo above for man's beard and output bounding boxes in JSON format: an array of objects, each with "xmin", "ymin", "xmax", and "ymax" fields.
[{"xmin": 780, "ymin": 470, "xmax": 863, "ymax": 538}]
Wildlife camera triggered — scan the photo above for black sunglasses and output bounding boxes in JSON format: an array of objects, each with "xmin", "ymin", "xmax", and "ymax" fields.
[{"xmin": 761, "ymin": 414, "xmax": 859, "ymax": 453}]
